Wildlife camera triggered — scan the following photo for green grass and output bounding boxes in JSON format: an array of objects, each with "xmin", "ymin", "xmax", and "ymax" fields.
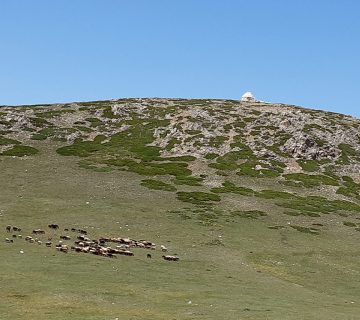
[
  {"xmin": 211, "ymin": 181, "xmax": 255, "ymax": 196},
  {"xmin": 256, "ymin": 190, "xmax": 298, "ymax": 199},
  {"xmin": 297, "ymin": 160, "xmax": 320, "ymax": 172},
  {"xmin": 338, "ymin": 143, "xmax": 358, "ymax": 164},
  {"xmin": 176, "ymin": 191, "xmax": 221, "ymax": 205},
  {"xmin": 140, "ymin": 179, "xmax": 177, "ymax": 192},
  {"xmin": 1, "ymin": 145, "xmax": 39, "ymax": 157},
  {"xmin": 283, "ymin": 173, "xmax": 339, "ymax": 188},
  {"xmin": 57, "ymin": 138, "xmax": 105, "ymax": 157},
  {"xmin": 173, "ymin": 175, "xmax": 203, "ymax": 186},
  {"xmin": 29, "ymin": 117, "xmax": 51, "ymax": 127},
  {"xmin": 0, "ymin": 136, "xmax": 21, "ymax": 145},
  {"xmin": 204, "ymin": 153, "xmax": 218, "ymax": 160},
  {"xmin": 275, "ymin": 195, "xmax": 360, "ymax": 216}
]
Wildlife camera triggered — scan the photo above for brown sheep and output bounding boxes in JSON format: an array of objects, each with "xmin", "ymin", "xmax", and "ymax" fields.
[{"xmin": 162, "ymin": 255, "xmax": 179, "ymax": 261}]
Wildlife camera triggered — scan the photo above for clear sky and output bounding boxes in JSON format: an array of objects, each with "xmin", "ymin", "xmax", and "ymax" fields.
[{"xmin": 0, "ymin": 0, "xmax": 359, "ymax": 117}]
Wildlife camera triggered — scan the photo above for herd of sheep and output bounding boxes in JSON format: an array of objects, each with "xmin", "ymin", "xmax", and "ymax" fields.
[{"xmin": 4, "ymin": 224, "xmax": 180, "ymax": 261}]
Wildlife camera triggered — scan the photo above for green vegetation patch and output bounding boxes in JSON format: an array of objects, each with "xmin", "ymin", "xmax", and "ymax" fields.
[
  {"xmin": 0, "ymin": 136, "xmax": 21, "ymax": 145},
  {"xmin": 290, "ymin": 225, "xmax": 320, "ymax": 235},
  {"xmin": 57, "ymin": 137, "xmax": 105, "ymax": 157},
  {"xmin": 209, "ymin": 136, "xmax": 227, "ymax": 147},
  {"xmin": 85, "ymin": 117, "xmax": 103, "ymax": 127},
  {"xmin": 140, "ymin": 179, "xmax": 176, "ymax": 192},
  {"xmin": 205, "ymin": 153, "xmax": 219, "ymax": 160},
  {"xmin": 31, "ymin": 127, "xmax": 57, "ymax": 140},
  {"xmin": 256, "ymin": 190, "xmax": 298, "ymax": 200},
  {"xmin": 211, "ymin": 181, "xmax": 255, "ymax": 196},
  {"xmin": 231, "ymin": 210, "xmax": 267, "ymax": 219},
  {"xmin": 276, "ymin": 196, "xmax": 360, "ymax": 216},
  {"xmin": 1, "ymin": 145, "xmax": 39, "ymax": 157},
  {"xmin": 338, "ymin": 144, "xmax": 359, "ymax": 165},
  {"xmin": 173, "ymin": 175, "xmax": 203, "ymax": 186},
  {"xmin": 238, "ymin": 161, "xmax": 281, "ymax": 178},
  {"xmin": 176, "ymin": 191, "xmax": 221, "ymax": 205},
  {"xmin": 297, "ymin": 160, "xmax": 320, "ymax": 172},
  {"xmin": 336, "ymin": 176, "xmax": 360, "ymax": 199},
  {"xmin": 165, "ymin": 138, "xmax": 181, "ymax": 151},
  {"xmin": 283, "ymin": 173, "xmax": 339, "ymax": 188},
  {"xmin": 29, "ymin": 117, "xmax": 51, "ymax": 127}
]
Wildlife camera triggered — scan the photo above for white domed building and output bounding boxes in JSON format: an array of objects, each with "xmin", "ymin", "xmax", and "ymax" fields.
[{"xmin": 241, "ymin": 91, "xmax": 256, "ymax": 102}]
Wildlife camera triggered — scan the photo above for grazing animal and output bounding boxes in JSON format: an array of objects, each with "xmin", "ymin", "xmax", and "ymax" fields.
[
  {"xmin": 147, "ymin": 253, "xmax": 152, "ymax": 259},
  {"xmin": 48, "ymin": 224, "xmax": 59, "ymax": 230},
  {"xmin": 56, "ymin": 244, "xmax": 69, "ymax": 253},
  {"xmin": 32, "ymin": 229, "xmax": 45, "ymax": 235},
  {"xmin": 12, "ymin": 234, "xmax": 17, "ymax": 238},
  {"xmin": 60, "ymin": 235, "xmax": 71, "ymax": 240},
  {"xmin": 6, "ymin": 225, "xmax": 11, "ymax": 232},
  {"xmin": 13, "ymin": 226, "xmax": 21, "ymax": 232},
  {"xmin": 45, "ymin": 241, "xmax": 52, "ymax": 247},
  {"xmin": 37, "ymin": 240, "xmax": 42, "ymax": 245},
  {"xmin": 5, "ymin": 238, "xmax": 13, "ymax": 243},
  {"xmin": 64, "ymin": 228, "xmax": 69, "ymax": 231},
  {"xmin": 162, "ymin": 255, "xmax": 179, "ymax": 261},
  {"xmin": 160, "ymin": 245, "xmax": 168, "ymax": 252}
]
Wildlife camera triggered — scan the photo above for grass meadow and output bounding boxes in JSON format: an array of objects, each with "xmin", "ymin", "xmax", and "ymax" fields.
[{"xmin": 1, "ymin": 144, "xmax": 360, "ymax": 319}]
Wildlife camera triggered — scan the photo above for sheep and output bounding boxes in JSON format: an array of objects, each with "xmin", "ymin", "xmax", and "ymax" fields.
[
  {"xmin": 6, "ymin": 225, "xmax": 11, "ymax": 232},
  {"xmin": 147, "ymin": 253, "xmax": 152, "ymax": 259},
  {"xmin": 160, "ymin": 245, "xmax": 168, "ymax": 252},
  {"xmin": 5, "ymin": 238, "xmax": 13, "ymax": 243},
  {"xmin": 56, "ymin": 245, "xmax": 69, "ymax": 253},
  {"xmin": 60, "ymin": 235, "xmax": 71, "ymax": 240},
  {"xmin": 162, "ymin": 255, "xmax": 179, "ymax": 261},
  {"xmin": 45, "ymin": 241, "xmax": 52, "ymax": 247},
  {"xmin": 37, "ymin": 240, "xmax": 42, "ymax": 245},
  {"xmin": 32, "ymin": 229, "xmax": 45, "ymax": 235},
  {"xmin": 48, "ymin": 224, "xmax": 59, "ymax": 230}
]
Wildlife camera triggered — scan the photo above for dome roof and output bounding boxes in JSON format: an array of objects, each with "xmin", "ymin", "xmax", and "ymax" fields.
[
  {"xmin": 241, "ymin": 91, "xmax": 256, "ymax": 102},
  {"xmin": 241, "ymin": 91, "xmax": 254, "ymax": 98}
]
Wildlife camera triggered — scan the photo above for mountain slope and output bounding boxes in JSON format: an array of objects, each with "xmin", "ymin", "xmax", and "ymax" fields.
[{"xmin": 1, "ymin": 98, "xmax": 360, "ymax": 320}]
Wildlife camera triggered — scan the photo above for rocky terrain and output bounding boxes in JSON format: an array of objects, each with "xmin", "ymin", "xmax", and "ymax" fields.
[{"xmin": 1, "ymin": 98, "xmax": 360, "ymax": 189}]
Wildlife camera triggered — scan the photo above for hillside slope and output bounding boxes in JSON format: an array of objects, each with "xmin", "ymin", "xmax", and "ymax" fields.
[{"xmin": 1, "ymin": 98, "xmax": 360, "ymax": 320}]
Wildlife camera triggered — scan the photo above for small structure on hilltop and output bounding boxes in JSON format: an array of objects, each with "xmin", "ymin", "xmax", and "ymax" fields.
[{"xmin": 241, "ymin": 91, "xmax": 256, "ymax": 102}]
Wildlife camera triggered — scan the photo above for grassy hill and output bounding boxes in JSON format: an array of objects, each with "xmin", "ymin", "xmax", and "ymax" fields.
[{"xmin": 1, "ymin": 98, "xmax": 360, "ymax": 319}]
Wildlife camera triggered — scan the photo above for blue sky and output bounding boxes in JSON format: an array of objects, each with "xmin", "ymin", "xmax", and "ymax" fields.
[{"xmin": 0, "ymin": 0, "xmax": 359, "ymax": 117}]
